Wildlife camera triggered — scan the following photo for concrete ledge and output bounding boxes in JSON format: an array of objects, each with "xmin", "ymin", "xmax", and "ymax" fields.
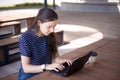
[{"xmin": 61, "ymin": 2, "xmax": 119, "ymax": 12}]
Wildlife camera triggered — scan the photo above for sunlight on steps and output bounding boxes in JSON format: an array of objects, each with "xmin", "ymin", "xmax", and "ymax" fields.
[{"xmin": 56, "ymin": 24, "xmax": 103, "ymax": 55}]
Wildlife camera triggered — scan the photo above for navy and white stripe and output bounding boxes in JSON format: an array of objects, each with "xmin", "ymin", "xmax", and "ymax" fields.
[{"xmin": 19, "ymin": 31, "xmax": 52, "ymax": 65}]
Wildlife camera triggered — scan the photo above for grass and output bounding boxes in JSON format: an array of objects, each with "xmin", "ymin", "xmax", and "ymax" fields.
[{"xmin": 0, "ymin": 2, "xmax": 54, "ymax": 9}]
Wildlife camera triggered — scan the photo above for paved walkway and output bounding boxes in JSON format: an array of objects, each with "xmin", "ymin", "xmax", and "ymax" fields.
[{"xmin": 0, "ymin": 8, "xmax": 120, "ymax": 78}]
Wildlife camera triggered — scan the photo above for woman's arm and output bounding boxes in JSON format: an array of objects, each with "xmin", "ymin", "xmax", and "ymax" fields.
[
  {"xmin": 21, "ymin": 56, "xmax": 44, "ymax": 73},
  {"xmin": 21, "ymin": 55, "xmax": 66, "ymax": 73}
]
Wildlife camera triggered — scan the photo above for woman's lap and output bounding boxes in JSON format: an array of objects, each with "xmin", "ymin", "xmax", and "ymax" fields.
[{"xmin": 18, "ymin": 68, "xmax": 38, "ymax": 80}]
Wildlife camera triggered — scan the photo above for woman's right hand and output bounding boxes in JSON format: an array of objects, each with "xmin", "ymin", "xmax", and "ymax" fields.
[{"xmin": 45, "ymin": 63, "xmax": 65, "ymax": 72}]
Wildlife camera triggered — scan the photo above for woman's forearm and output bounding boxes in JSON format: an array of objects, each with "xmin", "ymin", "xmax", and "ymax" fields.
[
  {"xmin": 21, "ymin": 56, "xmax": 44, "ymax": 73},
  {"xmin": 22, "ymin": 64, "xmax": 44, "ymax": 73}
]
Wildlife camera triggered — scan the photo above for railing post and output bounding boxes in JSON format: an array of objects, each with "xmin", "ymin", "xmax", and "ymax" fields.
[
  {"xmin": 44, "ymin": 0, "xmax": 48, "ymax": 8},
  {"xmin": 53, "ymin": 0, "xmax": 56, "ymax": 9}
]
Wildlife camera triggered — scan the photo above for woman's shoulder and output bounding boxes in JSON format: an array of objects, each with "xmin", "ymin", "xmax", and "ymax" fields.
[
  {"xmin": 20, "ymin": 31, "xmax": 34, "ymax": 40},
  {"xmin": 21, "ymin": 31, "xmax": 30, "ymax": 37},
  {"xmin": 22, "ymin": 31, "xmax": 32, "ymax": 36}
]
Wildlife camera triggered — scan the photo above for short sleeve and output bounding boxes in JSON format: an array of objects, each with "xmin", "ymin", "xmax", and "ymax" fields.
[{"xmin": 19, "ymin": 33, "xmax": 31, "ymax": 57}]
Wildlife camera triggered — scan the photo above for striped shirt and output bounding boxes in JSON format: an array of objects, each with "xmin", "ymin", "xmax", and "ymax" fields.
[{"xmin": 19, "ymin": 31, "xmax": 52, "ymax": 65}]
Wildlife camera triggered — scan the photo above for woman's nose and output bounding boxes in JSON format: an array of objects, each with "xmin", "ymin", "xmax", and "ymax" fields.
[{"xmin": 50, "ymin": 28, "xmax": 54, "ymax": 32}]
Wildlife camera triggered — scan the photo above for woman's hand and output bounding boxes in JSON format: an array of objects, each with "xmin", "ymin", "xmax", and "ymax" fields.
[
  {"xmin": 45, "ymin": 63, "xmax": 65, "ymax": 72},
  {"xmin": 45, "ymin": 58, "xmax": 72, "ymax": 72},
  {"xmin": 55, "ymin": 58, "xmax": 72, "ymax": 66}
]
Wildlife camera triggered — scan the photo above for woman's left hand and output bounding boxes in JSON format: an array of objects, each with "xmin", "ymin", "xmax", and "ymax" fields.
[{"xmin": 55, "ymin": 58, "xmax": 72, "ymax": 66}]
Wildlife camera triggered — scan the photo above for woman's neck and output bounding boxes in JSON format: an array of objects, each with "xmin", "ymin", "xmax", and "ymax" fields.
[{"xmin": 36, "ymin": 30, "xmax": 44, "ymax": 37}]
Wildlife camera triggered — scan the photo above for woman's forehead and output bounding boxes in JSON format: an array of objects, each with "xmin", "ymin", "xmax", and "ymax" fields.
[{"xmin": 45, "ymin": 20, "xmax": 57, "ymax": 26}]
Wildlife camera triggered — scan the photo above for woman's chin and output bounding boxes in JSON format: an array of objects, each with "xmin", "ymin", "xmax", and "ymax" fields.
[{"xmin": 44, "ymin": 33, "xmax": 49, "ymax": 36}]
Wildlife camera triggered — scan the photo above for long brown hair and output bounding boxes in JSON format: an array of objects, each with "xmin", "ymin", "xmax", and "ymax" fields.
[{"xmin": 29, "ymin": 8, "xmax": 58, "ymax": 56}]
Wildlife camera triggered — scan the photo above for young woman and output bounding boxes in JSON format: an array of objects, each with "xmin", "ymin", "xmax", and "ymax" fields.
[{"xmin": 18, "ymin": 8, "xmax": 72, "ymax": 80}]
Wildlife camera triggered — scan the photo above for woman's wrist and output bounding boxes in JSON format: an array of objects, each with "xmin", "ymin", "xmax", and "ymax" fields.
[
  {"xmin": 41, "ymin": 64, "xmax": 46, "ymax": 71},
  {"xmin": 45, "ymin": 64, "xmax": 50, "ymax": 70}
]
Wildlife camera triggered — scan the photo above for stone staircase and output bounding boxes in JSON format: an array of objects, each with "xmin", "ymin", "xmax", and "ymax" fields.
[{"xmin": 61, "ymin": 0, "xmax": 120, "ymax": 12}]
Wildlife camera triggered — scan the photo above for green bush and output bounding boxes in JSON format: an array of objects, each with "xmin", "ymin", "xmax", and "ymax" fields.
[{"xmin": 0, "ymin": 2, "xmax": 54, "ymax": 9}]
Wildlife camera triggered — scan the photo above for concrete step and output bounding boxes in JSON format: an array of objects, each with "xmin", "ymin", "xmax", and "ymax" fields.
[
  {"xmin": 61, "ymin": 2, "xmax": 120, "ymax": 12},
  {"xmin": 77, "ymin": 0, "xmax": 120, "ymax": 3}
]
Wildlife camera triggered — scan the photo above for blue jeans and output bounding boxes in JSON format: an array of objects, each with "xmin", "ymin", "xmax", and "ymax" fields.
[{"xmin": 18, "ymin": 68, "xmax": 39, "ymax": 80}]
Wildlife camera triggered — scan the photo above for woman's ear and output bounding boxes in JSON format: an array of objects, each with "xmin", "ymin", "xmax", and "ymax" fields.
[{"xmin": 37, "ymin": 20, "xmax": 41, "ymax": 26}]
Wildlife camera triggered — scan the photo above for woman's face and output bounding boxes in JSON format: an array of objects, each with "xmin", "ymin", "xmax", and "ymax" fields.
[{"xmin": 38, "ymin": 20, "xmax": 57, "ymax": 36}]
